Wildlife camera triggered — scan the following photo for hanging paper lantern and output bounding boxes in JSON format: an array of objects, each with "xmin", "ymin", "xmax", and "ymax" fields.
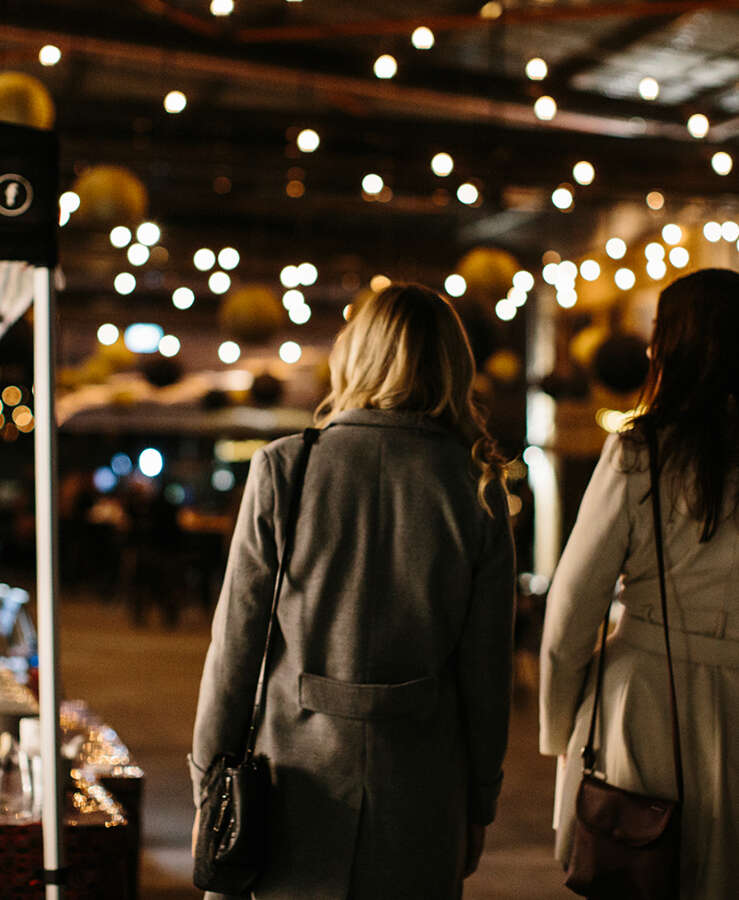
[
  {"xmin": 73, "ymin": 165, "xmax": 149, "ymax": 224},
  {"xmin": 219, "ymin": 285, "xmax": 285, "ymax": 342},
  {"xmin": 0, "ymin": 72, "xmax": 55, "ymax": 129},
  {"xmin": 455, "ymin": 247, "xmax": 520, "ymax": 303}
]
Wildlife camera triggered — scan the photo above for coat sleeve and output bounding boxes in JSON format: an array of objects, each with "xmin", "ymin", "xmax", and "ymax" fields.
[
  {"xmin": 189, "ymin": 447, "xmax": 278, "ymax": 806},
  {"xmin": 457, "ymin": 480, "xmax": 516, "ymax": 826},
  {"xmin": 539, "ymin": 434, "xmax": 631, "ymax": 757}
]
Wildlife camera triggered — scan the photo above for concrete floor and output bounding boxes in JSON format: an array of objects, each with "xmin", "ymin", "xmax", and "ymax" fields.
[{"xmin": 58, "ymin": 596, "xmax": 571, "ymax": 899}]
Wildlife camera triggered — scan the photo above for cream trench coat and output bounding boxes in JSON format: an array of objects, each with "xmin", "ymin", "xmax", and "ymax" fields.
[
  {"xmin": 540, "ymin": 433, "xmax": 739, "ymax": 899},
  {"xmin": 191, "ymin": 409, "xmax": 516, "ymax": 900}
]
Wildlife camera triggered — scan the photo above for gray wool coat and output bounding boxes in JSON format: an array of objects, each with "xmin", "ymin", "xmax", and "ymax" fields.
[{"xmin": 191, "ymin": 408, "xmax": 516, "ymax": 900}]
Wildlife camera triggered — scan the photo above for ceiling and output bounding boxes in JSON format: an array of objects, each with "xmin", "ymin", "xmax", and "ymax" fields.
[{"xmin": 1, "ymin": 0, "xmax": 738, "ymax": 355}]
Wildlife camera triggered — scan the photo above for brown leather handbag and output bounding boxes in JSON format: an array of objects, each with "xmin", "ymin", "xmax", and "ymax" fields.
[{"xmin": 564, "ymin": 428, "xmax": 683, "ymax": 899}]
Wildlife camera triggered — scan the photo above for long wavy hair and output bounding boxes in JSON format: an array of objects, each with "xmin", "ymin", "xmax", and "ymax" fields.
[
  {"xmin": 624, "ymin": 268, "xmax": 739, "ymax": 541},
  {"xmin": 314, "ymin": 283, "xmax": 506, "ymax": 514}
]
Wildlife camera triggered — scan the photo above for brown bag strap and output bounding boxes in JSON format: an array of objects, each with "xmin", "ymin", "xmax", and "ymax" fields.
[
  {"xmin": 243, "ymin": 427, "xmax": 320, "ymax": 762},
  {"xmin": 583, "ymin": 427, "xmax": 683, "ymax": 805}
]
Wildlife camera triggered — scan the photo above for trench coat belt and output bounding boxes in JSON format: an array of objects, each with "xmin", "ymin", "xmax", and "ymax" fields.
[
  {"xmin": 615, "ymin": 609, "xmax": 739, "ymax": 669},
  {"xmin": 299, "ymin": 672, "xmax": 439, "ymax": 720}
]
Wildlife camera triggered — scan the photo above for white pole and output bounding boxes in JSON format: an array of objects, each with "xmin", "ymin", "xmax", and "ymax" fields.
[{"xmin": 32, "ymin": 265, "xmax": 65, "ymax": 899}]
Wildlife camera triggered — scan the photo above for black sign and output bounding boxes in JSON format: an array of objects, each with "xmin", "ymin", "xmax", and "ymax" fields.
[{"xmin": 0, "ymin": 121, "xmax": 58, "ymax": 267}]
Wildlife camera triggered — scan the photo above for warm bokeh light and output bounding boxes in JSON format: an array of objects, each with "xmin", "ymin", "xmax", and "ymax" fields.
[
  {"xmin": 534, "ymin": 96, "xmax": 557, "ymax": 121},
  {"xmin": 431, "ymin": 152, "xmax": 454, "ymax": 177},
  {"xmin": 137, "ymin": 222, "xmax": 161, "ymax": 246},
  {"xmin": 669, "ymin": 246, "xmax": 689, "ymax": 268},
  {"xmin": 288, "ymin": 303, "xmax": 312, "ymax": 324},
  {"xmin": 525, "ymin": 58, "xmax": 548, "ymax": 81},
  {"xmin": 158, "ymin": 334, "xmax": 181, "ymax": 357},
  {"xmin": 280, "ymin": 264, "xmax": 301, "ymax": 288},
  {"xmin": 479, "ymin": 2, "xmax": 503, "ymax": 19},
  {"xmin": 722, "ymin": 220, "xmax": 739, "ymax": 242},
  {"xmin": 556, "ymin": 288, "xmax": 577, "ymax": 309},
  {"xmin": 513, "ymin": 270, "xmax": 535, "ymax": 292},
  {"xmin": 614, "ymin": 267, "xmax": 636, "ymax": 290},
  {"xmin": 194, "ymin": 248, "xmax": 216, "ymax": 271},
  {"xmin": 542, "ymin": 262, "xmax": 559, "ymax": 285},
  {"xmin": 370, "ymin": 274, "xmax": 391, "ymax": 293},
  {"xmin": 208, "ymin": 271, "xmax": 231, "ymax": 294},
  {"xmin": 2, "ymin": 386, "xmax": 22, "ymax": 406},
  {"xmin": 457, "ymin": 183, "xmax": 479, "ymax": 205},
  {"xmin": 286, "ymin": 179, "xmax": 305, "ymax": 198},
  {"xmin": 373, "ymin": 54, "xmax": 397, "ymax": 79},
  {"xmin": 579, "ymin": 259, "xmax": 600, "ymax": 281},
  {"xmin": 572, "ymin": 161, "xmax": 594, "ymax": 186},
  {"xmin": 444, "ymin": 274, "xmax": 466, "ymax": 297},
  {"xmin": 702, "ymin": 221, "xmax": 721, "ymax": 242},
  {"xmin": 661, "ymin": 223, "xmax": 682, "ymax": 245},
  {"xmin": 124, "ymin": 323, "xmax": 163, "ymax": 353},
  {"xmin": 298, "ymin": 262, "xmax": 318, "ymax": 285},
  {"xmin": 711, "ymin": 151, "xmax": 733, "ymax": 176},
  {"xmin": 646, "ymin": 190, "xmax": 664, "ymax": 210},
  {"xmin": 97, "ymin": 323, "xmax": 119, "ymax": 346},
  {"xmin": 686, "ymin": 113, "xmax": 709, "ymax": 139},
  {"xmin": 411, "ymin": 27, "xmax": 435, "ymax": 50},
  {"xmin": 127, "ymin": 243, "xmax": 149, "ymax": 266},
  {"xmin": 59, "ymin": 191, "xmax": 80, "ymax": 213},
  {"xmin": 279, "ymin": 341, "xmax": 302, "ymax": 363},
  {"xmin": 645, "ymin": 242, "xmax": 665, "ymax": 259},
  {"xmin": 218, "ymin": 341, "xmax": 241, "ymax": 364},
  {"xmin": 551, "ymin": 186, "xmax": 573, "ymax": 210},
  {"xmin": 362, "ymin": 173, "xmax": 384, "ymax": 195},
  {"xmin": 557, "ymin": 260, "xmax": 578, "ymax": 282},
  {"xmin": 114, "ymin": 272, "xmax": 136, "ymax": 295},
  {"xmin": 605, "ymin": 237, "xmax": 626, "ymax": 259},
  {"xmin": 218, "ymin": 247, "xmax": 240, "ymax": 270},
  {"xmin": 164, "ymin": 90, "xmax": 187, "ymax": 114},
  {"xmin": 39, "ymin": 45, "xmax": 62, "ymax": 66},
  {"xmin": 210, "ymin": 0, "xmax": 234, "ymax": 15},
  {"xmin": 647, "ymin": 259, "xmax": 667, "ymax": 280},
  {"xmin": 296, "ymin": 128, "xmax": 320, "ymax": 152},
  {"xmin": 495, "ymin": 298, "xmax": 517, "ymax": 320},
  {"xmin": 172, "ymin": 287, "xmax": 195, "ymax": 309},
  {"xmin": 638, "ymin": 77, "xmax": 659, "ymax": 100},
  {"xmin": 507, "ymin": 287, "xmax": 527, "ymax": 307},
  {"xmin": 282, "ymin": 289, "xmax": 305, "ymax": 309},
  {"xmin": 109, "ymin": 226, "xmax": 132, "ymax": 248}
]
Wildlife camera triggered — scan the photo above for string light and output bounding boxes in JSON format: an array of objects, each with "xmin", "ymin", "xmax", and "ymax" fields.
[
  {"xmin": 373, "ymin": 55, "xmax": 397, "ymax": 79},
  {"xmin": 362, "ymin": 173, "xmax": 384, "ymax": 195},
  {"xmin": 59, "ymin": 191, "xmax": 80, "ymax": 213},
  {"xmin": 208, "ymin": 271, "xmax": 231, "ymax": 294},
  {"xmin": 218, "ymin": 247, "xmax": 240, "ymax": 270},
  {"xmin": 127, "ymin": 243, "xmax": 149, "ymax": 266},
  {"xmin": 370, "ymin": 274, "xmax": 391, "ymax": 292},
  {"xmin": 282, "ymin": 289, "xmax": 304, "ymax": 310},
  {"xmin": 39, "ymin": 45, "xmax": 62, "ymax": 66},
  {"xmin": 647, "ymin": 259, "xmax": 667, "ymax": 280},
  {"xmin": 210, "ymin": 0, "xmax": 234, "ymax": 15},
  {"xmin": 525, "ymin": 58, "xmax": 548, "ymax": 81},
  {"xmin": 218, "ymin": 341, "xmax": 241, "ymax": 364},
  {"xmin": 194, "ymin": 248, "xmax": 216, "ymax": 271},
  {"xmin": 722, "ymin": 221, "xmax": 739, "ymax": 242},
  {"xmin": 495, "ymin": 299, "xmax": 517, "ymax": 320},
  {"xmin": 444, "ymin": 274, "xmax": 466, "ymax": 297},
  {"xmin": 280, "ymin": 265, "xmax": 301, "ymax": 288},
  {"xmin": 711, "ymin": 151, "xmax": 733, "ymax": 176},
  {"xmin": 614, "ymin": 268, "xmax": 635, "ymax": 290},
  {"xmin": 158, "ymin": 335, "xmax": 181, "ymax": 357},
  {"xmin": 279, "ymin": 341, "xmax": 302, "ymax": 363},
  {"xmin": 109, "ymin": 226, "xmax": 131, "ymax": 248},
  {"xmin": 114, "ymin": 273, "xmax": 136, "ymax": 295},
  {"xmin": 645, "ymin": 242, "xmax": 665, "ymax": 259},
  {"xmin": 556, "ymin": 288, "xmax": 577, "ymax": 308},
  {"xmin": 411, "ymin": 27, "xmax": 435, "ymax": 50},
  {"xmin": 512, "ymin": 270, "xmax": 535, "ymax": 292},
  {"xmin": 534, "ymin": 96, "xmax": 557, "ymax": 121},
  {"xmin": 638, "ymin": 77, "xmax": 659, "ymax": 100},
  {"xmin": 551, "ymin": 186, "xmax": 573, "ymax": 210},
  {"xmin": 703, "ymin": 221, "xmax": 721, "ymax": 242},
  {"xmin": 686, "ymin": 113, "xmax": 709, "ymax": 139},
  {"xmin": 164, "ymin": 91, "xmax": 187, "ymax": 114},
  {"xmin": 646, "ymin": 191, "xmax": 664, "ymax": 210},
  {"xmin": 457, "ymin": 183, "xmax": 479, "ymax": 205},
  {"xmin": 288, "ymin": 303, "xmax": 312, "ymax": 324},
  {"xmin": 172, "ymin": 287, "xmax": 195, "ymax": 309},
  {"xmin": 431, "ymin": 153, "xmax": 454, "ymax": 177},
  {"xmin": 297, "ymin": 262, "xmax": 318, "ymax": 285},
  {"xmin": 137, "ymin": 222, "xmax": 161, "ymax": 245},
  {"xmin": 296, "ymin": 129, "xmax": 320, "ymax": 152},
  {"xmin": 661, "ymin": 224, "xmax": 682, "ymax": 245},
  {"xmin": 605, "ymin": 238, "xmax": 626, "ymax": 259},
  {"xmin": 669, "ymin": 247, "xmax": 689, "ymax": 268},
  {"xmin": 572, "ymin": 161, "xmax": 594, "ymax": 186},
  {"xmin": 97, "ymin": 324, "xmax": 119, "ymax": 346},
  {"xmin": 579, "ymin": 260, "xmax": 600, "ymax": 281}
]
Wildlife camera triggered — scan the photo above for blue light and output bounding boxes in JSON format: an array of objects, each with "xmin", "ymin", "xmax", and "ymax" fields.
[
  {"xmin": 111, "ymin": 452, "xmax": 133, "ymax": 476},
  {"xmin": 93, "ymin": 466, "xmax": 118, "ymax": 493},
  {"xmin": 124, "ymin": 323, "xmax": 164, "ymax": 354}
]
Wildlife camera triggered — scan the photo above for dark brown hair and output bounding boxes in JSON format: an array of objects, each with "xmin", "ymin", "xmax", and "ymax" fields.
[{"xmin": 624, "ymin": 268, "xmax": 739, "ymax": 540}]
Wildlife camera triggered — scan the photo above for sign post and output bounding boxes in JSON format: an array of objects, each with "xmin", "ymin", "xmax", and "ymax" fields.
[{"xmin": 0, "ymin": 121, "xmax": 63, "ymax": 899}]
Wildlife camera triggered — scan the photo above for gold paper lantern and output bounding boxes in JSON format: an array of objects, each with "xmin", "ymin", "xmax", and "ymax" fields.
[
  {"xmin": 73, "ymin": 165, "xmax": 148, "ymax": 224},
  {"xmin": 456, "ymin": 247, "xmax": 519, "ymax": 303},
  {"xmin": 219, "ymin": 285, "xmax": 285, "ymax": 342},
  {"xmin": 0, "ymin": 72, "xmax": 55, "ymax": 129}
]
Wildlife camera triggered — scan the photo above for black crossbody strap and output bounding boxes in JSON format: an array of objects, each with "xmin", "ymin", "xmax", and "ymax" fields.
[
  {"xmin": 582, "ymin": 429, "xmax": 684, "ymax": 806},
  {"xmin": 244, "ymin": 427, "xmax": 320, "ymax": 762},
  {"xmin": 646, "ymin": 426, "xmax": 684, "ymax": 804}
]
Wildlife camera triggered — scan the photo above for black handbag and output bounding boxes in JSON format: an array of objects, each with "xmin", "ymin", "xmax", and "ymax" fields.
[
  {"xmin": 193, "ymin": 427, "xmax": 320, "ymax": 895},
  {"xmin": 564, "ymin": 427, "xmax": 684, "ymax": 899}
]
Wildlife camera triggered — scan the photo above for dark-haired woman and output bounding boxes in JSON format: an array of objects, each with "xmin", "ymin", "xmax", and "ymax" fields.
[
  {"xmin": 539, "ymin": 268, "xmax": 739, "ymax": 899},
  {"xmin": 191, "ymin": 284, "xmax": 516, "ymax": 899}
]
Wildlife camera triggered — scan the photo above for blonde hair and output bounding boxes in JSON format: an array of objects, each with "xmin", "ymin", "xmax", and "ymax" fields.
[{"xmin": 315, "ymin": 283, "xmax": 505, "ymax": 514}]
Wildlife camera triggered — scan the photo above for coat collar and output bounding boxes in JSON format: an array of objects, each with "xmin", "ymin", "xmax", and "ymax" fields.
[{"xmin": 326, "ymin": 408, "xmax": 450, "ymax": 435}]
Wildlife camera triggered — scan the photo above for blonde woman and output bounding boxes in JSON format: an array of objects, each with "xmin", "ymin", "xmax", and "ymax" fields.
[{"xmin": 190, "ymin": 283, "xmax": 516, "ymax": 900}]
